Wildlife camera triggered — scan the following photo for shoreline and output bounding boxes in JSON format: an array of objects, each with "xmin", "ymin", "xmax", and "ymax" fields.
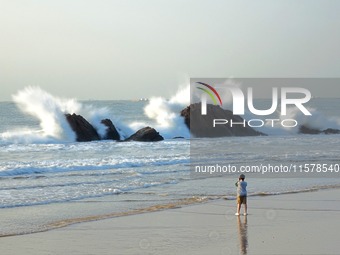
[
  {"xmin": 1, "ymin": 187, "xmax": 340, "ymax": 254},
  {"xmin": 1, "ymin": 185, "xmax": 339, "ymax": 238}
]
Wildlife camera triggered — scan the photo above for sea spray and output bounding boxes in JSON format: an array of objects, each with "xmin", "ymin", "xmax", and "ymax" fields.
[
  {"xmin": 257, "ymin": 106, "xmax": 340, "ymax": 135},
  {"xmin": 5, "ymin": 87, "xmax": 117, "ymax": 143},
  {"xmin": 11, "ymin": 87, "xmax": 77, "ymax": 142},
  {"xmin": 5, "ymin": 84, "xmax": 340, "ymax": 143},
  {"xmin": 3, "ymin": 85, "xmax": 192, "ymax": 143},
  {"xmin": 76, "ymin": 105, "xmax": 109, "ymax": 139},
  {"xmin": 6, "ymin": 81, "xmax": 195, "ymax": 142},
  {"xmin": 130, "ymin": 85, "xmax": 191, "ymax": 139},
  {"xmin": 283, "ymin": 107, "xmax": 340, "ymax": 131}
]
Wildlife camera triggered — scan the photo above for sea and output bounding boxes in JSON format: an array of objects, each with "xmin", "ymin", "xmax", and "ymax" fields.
[{"xmin": 0, "ymin": 86, "xmax": 340, "ymax": 237}]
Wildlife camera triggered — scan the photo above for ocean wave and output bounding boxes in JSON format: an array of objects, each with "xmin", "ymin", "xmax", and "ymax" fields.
[
  {"xmin": 0, "ymin": 157, "xmax": 190, "ymax": 177},
  {"xmin": 0, "ymin": 179, "xmax": 180, "ymax": 209},
  {"xmin": 1, "ymin": 85, "xmax": 191, "ymax": 144},
  {"xmin": 249, "ymin": 185, "xmax": 340, "ymax": 197}
]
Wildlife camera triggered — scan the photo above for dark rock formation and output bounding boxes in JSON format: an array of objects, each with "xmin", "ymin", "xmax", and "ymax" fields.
[
  {"xmin": 65, "ymin": 113, "xmax": 100, "ymax": 142},
  {"xmin": 180, "ymin": 103, "xmax": 265, "ymax": 137},
  {"xmin": 324, "ymin": 128, "xmax": 340, "ymax": 134},
  {"xmin": 65, "ymin": 113, "xmax": 164, "ymax": 142},
  {"xmin": 101, "ymin": 119, "xmax": 120, "ymax": 140},
  {"xmin": 299, "ymin": 125, "xmax": 340, "ymax": 135},
  {"xmin": 125, "ymin": 127, "xmax": 164, "ymax": 142},
  {"xmin": 181, "ymin": 106, "xmax": 190, "ymax": 130},
  {"xmin": 298, "ymin": 125, "xmax": 321, "ymax": 135}
]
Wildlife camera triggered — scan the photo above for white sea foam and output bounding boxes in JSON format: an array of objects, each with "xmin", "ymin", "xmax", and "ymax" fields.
[
  {"xmin": 2, "ymin": 84, "xmax": 340, "ymax": 143},
  {"xmin": 0, "ymin": 155, "xmax": 190, "ymax": 177},
  {"xmin": 283, "ymin": 107, "xmax": 340, "ymax": 131},
  {"xmin": 2, "ymin": 84, "xmax": 192, "ymax": 143},
  {"xmin": 10, "ymin": 86, "xmax": 78, "ymax": 142},
  {"xmin": 2, "ymin": 87, "xmax": 113, "ymax": 143},
  {"xmin": 130, "ymin": 84, "xmax": 190, "ymax": 139},
  {"xmin": 257, "ymin": 106, "xmax": 340, "ymax": 135}
]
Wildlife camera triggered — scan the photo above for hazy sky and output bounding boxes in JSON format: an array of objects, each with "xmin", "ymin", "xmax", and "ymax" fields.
[{"xmin": 1, "ymin": 0, "xmax": 340, "ymax": 101}]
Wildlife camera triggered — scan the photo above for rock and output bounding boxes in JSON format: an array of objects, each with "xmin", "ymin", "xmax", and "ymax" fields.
[
  {"xmin": 65, "ymin": 113, "xmax": 100, "ymax": 142},
  {"xmin": 323, "ymin": 128, "xmax": 340, "ymax": 134},
  {"xmin": 180, "ymin": 106, "xmax": 190, "ymax": 129},
  {"xmin": 298, "ymin": 125, "xmax": 321, "ymax": 134},
  {"xmin": 299, "ymin": 125, "xmax": 340, "ymax": 135},
  {"xmin": 101, "ymin": 119, "xmax": 120, "ymax": 140},
  {"xmin": 125, "ymin": 127, "xmax": 164, "ymax": 142},
  {"xmin": 180, "ymin": 103, "xmax": 265, "ymax": 137},
  {"xmin": 65, "ymin": 114, "xmax": 163, "ymax": 142}
]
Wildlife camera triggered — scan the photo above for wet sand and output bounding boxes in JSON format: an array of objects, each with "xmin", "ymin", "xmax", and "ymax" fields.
[{"xmin": 0, "ymin": 188, "xmax": 339, "ymax": 255}]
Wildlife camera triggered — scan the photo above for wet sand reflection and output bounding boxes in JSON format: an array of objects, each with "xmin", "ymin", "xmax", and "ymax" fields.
[{"xmin": 237, "ymin": 215, "xmax": 248, "ymax": 254}]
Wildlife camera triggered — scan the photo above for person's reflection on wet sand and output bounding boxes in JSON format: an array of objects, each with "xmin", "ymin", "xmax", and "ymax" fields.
[{"xmin": 237, "ymin": 215, "xmax": 248, "ymax": 255}]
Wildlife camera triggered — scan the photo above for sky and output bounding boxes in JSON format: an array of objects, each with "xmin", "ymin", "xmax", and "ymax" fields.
[{"xmin": 1, "ymin": 0, "xmax": 340, "ymax": 101}]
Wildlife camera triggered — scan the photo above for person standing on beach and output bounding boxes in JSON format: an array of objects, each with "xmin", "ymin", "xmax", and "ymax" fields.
[{"xmin": 235, "ymin": 174, "xmax": 247, "ymax": 216}]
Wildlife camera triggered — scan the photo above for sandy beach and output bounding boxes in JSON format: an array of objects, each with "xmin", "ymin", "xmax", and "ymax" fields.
[{"xmin": 0, "ymin": 188, "xmax": 339, "ymax": 255}]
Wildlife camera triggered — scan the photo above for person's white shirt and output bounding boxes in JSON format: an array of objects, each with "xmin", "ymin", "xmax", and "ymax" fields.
[{"xmin": 237, "ymin": 180, "xmax": 247, "ymax": 196}]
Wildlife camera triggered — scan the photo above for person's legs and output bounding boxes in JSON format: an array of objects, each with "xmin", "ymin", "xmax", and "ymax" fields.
[
  {"xmin": 243, "ymin": 196, "xmax": 247, "ymax": 215},
  {"xmin": 236, "ymin": 202, "xmax": 241, "ymax": 215}
]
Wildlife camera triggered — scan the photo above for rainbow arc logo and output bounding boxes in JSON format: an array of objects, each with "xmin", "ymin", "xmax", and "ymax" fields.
[{"xmin": 196, "ymin": 82, "xmax": 223, "ymax": 106}]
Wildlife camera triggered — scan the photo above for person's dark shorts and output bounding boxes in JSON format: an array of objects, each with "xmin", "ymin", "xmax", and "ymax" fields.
[{"xmin": 237, "ymin": 196, "xmax": 247, "ymax": 204}]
